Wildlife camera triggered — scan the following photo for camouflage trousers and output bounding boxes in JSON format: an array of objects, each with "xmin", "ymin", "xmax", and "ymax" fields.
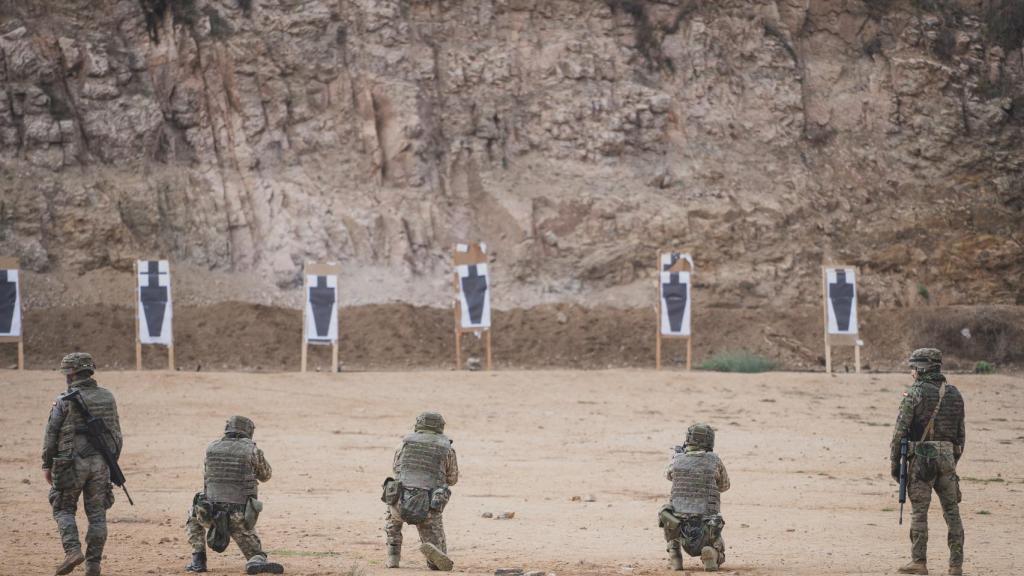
[
  {"xmin": 186, "ymin": 505, "xmax": 264, "ymax": 561},
  {"xmin": 48, "ymin": 455, "xmax": 115, "ymax": 562},
  {"xmin": 663, "ymin": 513, "xmax": 725, "ymax": 564},
  {"xmin": 908, "ymin": 442, "xmax": 963, "ymax": 568},
  {"xmin": 385, "ymin": 505, "xmax": 447, "ymax": 565}
]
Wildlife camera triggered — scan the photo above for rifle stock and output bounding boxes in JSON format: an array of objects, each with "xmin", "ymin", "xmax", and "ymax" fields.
[{"xmin": 64, "ymin": 390, "xmax": 134, "ymax": 506}]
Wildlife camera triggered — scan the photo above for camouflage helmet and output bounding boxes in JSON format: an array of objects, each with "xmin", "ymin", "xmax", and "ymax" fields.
[
  {"xmin": 224, "ymin": 415, "xmax": 255, "ymax": 438},
  {"xmin": 908, "ymin": 348, "xmax": 942, "ymax": 373},
  {"xmin": 685, "ymin": 422, "xmax": 715, "ymax": 451},
  {"xmin": 414, "ymin": 411, "xmax": 446, "ymax": 434},
  {"xmin": 60, "ymin": 352, "xmax": 96, "ymax": 375}
]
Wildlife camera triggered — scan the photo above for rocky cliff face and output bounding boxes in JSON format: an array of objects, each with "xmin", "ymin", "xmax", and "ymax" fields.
[{"xmin": 1, "ymin": 0, "xmax": 1022, "ymax": 310}]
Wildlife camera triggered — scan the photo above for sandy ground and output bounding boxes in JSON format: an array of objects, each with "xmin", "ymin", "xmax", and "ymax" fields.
[{"xmin": 1, "ymin": 369, "xmax": 1021, "ymax": 576}]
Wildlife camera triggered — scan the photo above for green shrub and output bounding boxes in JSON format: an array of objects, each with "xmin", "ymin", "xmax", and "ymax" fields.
[
  {"xmin": 974, "ymin": 360, "xmax": 996, "ymax": 374},
  {"xmin": 700, "ymin": 351, "xmax": 777, "ymax": 373},
  {"xmin": 917, "ymin": 283, "xmax": 931, "ymax": 302}
]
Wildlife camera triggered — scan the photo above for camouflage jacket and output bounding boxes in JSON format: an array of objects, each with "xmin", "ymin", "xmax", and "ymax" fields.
[
  {"xmin": 889, "ymin": 373, "xmax": 966, "ymax": 467},
  {"xmin": 42, "ymin": 377, "xmax": 122, "ymax": 470}
]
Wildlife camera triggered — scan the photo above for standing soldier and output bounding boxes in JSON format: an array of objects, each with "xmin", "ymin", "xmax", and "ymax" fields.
[
  {"xmin": 184, "ymin": 416, "xmax": 283, "ymax": 575},
  {"xmin": 381, "ymin": 412, "xmax": 458, "ymax": 571},
  {"xmin": 659, "ymin": 423, "xmax": 729, "ymax": 572},
  {"xmin": 42, "ymin": 353, "xmax": 122, "ymax": 576},
  {"xmin": 891, "ymin": 348, "xmax": 966, "ymax": 576}
]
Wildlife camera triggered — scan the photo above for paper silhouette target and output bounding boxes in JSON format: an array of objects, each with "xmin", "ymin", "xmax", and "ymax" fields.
[
  {"xmin": 137, "ymin": 260, "xmax": 173, "ymax": 345},
  {"xmin": 659, "ymin": 253, "xmax": 693, "ymax": 337},
  {"xmin": 457, "ymin": 263, "xmax": 491, "ymax": 329},
  {"xmin": 0, "ymin": 267, "xmax": 21, "ymax": 338},
  {"xmin": 825, "ymin": 267, "xmax": 858, "ymax": 335},
  {"xmin": 305, "ymin": 274, "xmax": 339, "ymax": 343}
]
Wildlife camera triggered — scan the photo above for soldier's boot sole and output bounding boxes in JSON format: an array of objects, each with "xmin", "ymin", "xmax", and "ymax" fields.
[
  {"xmin": 420, "ymin": 543, "xmax": 453, "ymax": 572},
  {"xmin": 56, "ymin": 549, "xmax": 85, "ymax": 576},
  {"xmin": 701, "ymin": 546, "xmax": 719, "ymax": 572},
  {"xmin": 898, "ymin": 561, "xmax": 929, "ymax": 575},
  {"xmin": 245, "ymin": 562, "xmax": 284, "ymax": 575}
]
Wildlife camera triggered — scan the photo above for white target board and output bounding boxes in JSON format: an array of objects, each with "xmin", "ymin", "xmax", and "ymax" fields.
[
  {"xmin": 0, "ymin": 267, "xmax": 22, "ymax": 337},
  {"xmin": 137, "ymin": 260, "xmax": 173, "ymax": 345},
  {"xmin": 825, "ymin": 267, "xmax": 858, "ymax": 335},
  {"xmin": 456, "ymin": 262, "xmax": 491, "ymax": 329},
  {"xmin": 659, "ymin": 253, "xmax": 693, "ymax": 337},
  {"xmin": 304, "ymin": 273, "xmax": 339, "ymax": 344}
]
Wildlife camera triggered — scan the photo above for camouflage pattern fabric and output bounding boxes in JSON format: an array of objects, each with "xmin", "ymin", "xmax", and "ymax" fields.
[
  {"xmin": 907, "ymin": 442, "xmax": 963, "ymax": 568},
  {"xmin": 186, "ymin": 506, "xmax": 264, "ymax": 560},
  {"xmin": 48, "ymin": 455, "xmax": 115, "ymax": 562},
  {"xmin": 663, "ymin": 513, "xmax": 725, "ymax": 562},
  {"xmin": 890, "ymin": 364, "xmax": 966, "ymax": 570},
  {"xmin": 60, "ymin": 352, "xmax": 96, "ymax": 375}
]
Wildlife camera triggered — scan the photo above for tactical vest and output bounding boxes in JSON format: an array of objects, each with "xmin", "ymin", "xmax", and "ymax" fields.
[
  {"xmin": 397, "ymin": 432, "xmax": 451, "ymax": 490},
  {"xmin": 670, "ymin": 451, "xmax": 721, "ymax": 515},
  {"xmin": 58, "ymin": 380, "xmax": 121, "ymax": 460},
  {"xmin": 205, "ymin": 437, "xmax": 259, "ymax": 505},
  {"xmin": 911, "ymin": 380, "xmax": 965, "ymax": 443}
]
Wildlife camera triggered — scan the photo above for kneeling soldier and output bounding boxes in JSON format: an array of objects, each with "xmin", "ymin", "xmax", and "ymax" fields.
[
  {"xmin": 660, "ymin": 423, "xmax": 730, "ymax": 572},
  {"xmin": 184, "ymin": 416, "xmax": 283, "ymax": 574},
  {"xmin": 382, "ymin": 412, "xmax": 459, "ymax": 571}
]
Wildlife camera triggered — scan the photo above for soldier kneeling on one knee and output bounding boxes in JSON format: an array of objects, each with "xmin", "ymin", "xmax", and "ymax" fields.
[
  {"xmin": 184, "ymin": 416, "xmax": 283, "ymax": 575},
  {"xmin": 659, "ymin": 423, "xmax": 730, "ymax": 572},
  {"xmin": 381, "ymin": 411, "xmax": 459, "ymax": 571}
]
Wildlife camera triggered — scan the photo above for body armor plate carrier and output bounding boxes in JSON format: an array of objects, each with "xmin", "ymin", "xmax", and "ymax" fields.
[
  {"xmin": 670, "ymin": 451, "xmax": 721, "ymax": 516},
  {"xmin": 397, "ymin": 432, "xmax": 451, "ymax": 490},
  {"xmin": 205, "ymin": 438, "xmax": 258, "ymax": 505},
  {"xmin": 59, "ymin": 383, "xmax": 121, "ymax": 459}
]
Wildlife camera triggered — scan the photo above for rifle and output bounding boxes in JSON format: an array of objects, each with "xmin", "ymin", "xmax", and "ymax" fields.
[
  {"xmin": 898, "ymin": 437, "xmax": 908, "ymax": 525},
  {"xmin": 64, "ymin": 389, "xmax": 134, "ymax": 506}
]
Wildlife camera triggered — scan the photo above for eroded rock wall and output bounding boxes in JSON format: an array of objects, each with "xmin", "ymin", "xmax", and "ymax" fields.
[{"xmin": 1, "ymin": 0, "xmax": 1021, "ymax": 309}]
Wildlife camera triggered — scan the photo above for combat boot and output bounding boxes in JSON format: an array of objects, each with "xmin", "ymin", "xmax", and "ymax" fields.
[
  {"xmin": 701, "ymin": 546, "xmax": 719, "ymax": 572},
  {"xmin": 185, "ymin": 551, "xmax": 207, "ymax": 573},
  {"xmin": 245, "ymin": 555, "xmax": 284, "ymax": 575},
  {"xmin": 669, "ymin": 548, "xmax": 683, "ymax": 571},
  {"xmin": 948, "ymin": 567, "xmax": 962, "ymax": 576},
  {"xmin": 420, "ymin": 543, "xmax": 454, "ymax": 571},
  {"xmin": 55, "ymin": 549, "xmax": 85, "ymax": 575},
  {"xmin": 898, "ymin": 560, "xmax": 928, "ymax": 574},
  {"xmin": 386, "ymin": 546, "xmax": 401, "ymax": 568},
  {"xmin": 84, "ymin": 562, "xmax": 101, "ymax": 576}
]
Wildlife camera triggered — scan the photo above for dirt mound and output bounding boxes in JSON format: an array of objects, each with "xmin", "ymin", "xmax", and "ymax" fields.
[{"xmin": 3, "ymin": 303, "xmax": 1020, "ymax": 373}]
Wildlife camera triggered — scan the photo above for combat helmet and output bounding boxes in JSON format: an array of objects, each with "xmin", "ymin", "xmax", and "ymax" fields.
[
  {"xmin": 414, "ymin": 412, "xmax": 446, "ymax": 434},
  {"xmin": 224, "ymin": 415, "xmax": 255, "ymax": 439},
  {"xmin": 60, "ymin": 352, "xmax": 96, "ymax": 375},
  {"xmin": 908, "ymin": 348, "xmax": 942, "ymax": 373},
  {"xmin": 685, "ymin": 422, "xmax": 715, "ymax": 451}
]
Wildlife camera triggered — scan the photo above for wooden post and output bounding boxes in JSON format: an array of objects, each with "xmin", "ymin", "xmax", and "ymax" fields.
[
  {"xmin": 168, "ymin": 344, "xmax": 175, "ymax": 371},
  {"xmin": 854, "ymin": 344, "xmax": 861, "ymax": 374},
  {"xmin": 485, "ymin": 329, "xmax": 492, "ymax": 370},
  {"xmin": 331, "ymin": 341, "xmax": 339, "ymax": 374},
  {"xmin": 17, "ymin": 340, "xmax": 24, "ymax": 370}
]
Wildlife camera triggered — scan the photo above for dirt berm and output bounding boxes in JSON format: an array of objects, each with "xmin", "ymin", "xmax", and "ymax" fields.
[{"xmin": 3, "ymin": 303, "xmax": 1020, "ymax": 373}]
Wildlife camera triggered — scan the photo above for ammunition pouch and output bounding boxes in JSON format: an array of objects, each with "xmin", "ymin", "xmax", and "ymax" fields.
[
  {"xmin": 659, "ymin": 506, "xmax": 682, "ymax": 535},
  {"xmin": 244, "ymin": 497, "xmax": 263, "ymax": 530},
  {"xmin": 381, "ymin": 477, "xmax": 402, "ymax": 506},
  {"xmin": 399, "ymin": 487, "xmax": 432, "ymax": 525},
  {"xmin": 207, "ymin": 510, "xmax": 231, "ymax": 553},
  {"xmin": 913, "ymin": 441, "xmax": 941, "ymax": 483},
  {"xmin": 430, "ymin": 486, "xmax": 451, "ymax": 512},
  {"xmin": 51, "ymin": 456, "xmax": 78, "ymax": 491}
]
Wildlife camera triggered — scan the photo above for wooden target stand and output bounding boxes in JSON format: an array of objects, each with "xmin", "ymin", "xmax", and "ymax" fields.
[
  {"xmin": 822, "ymin": 265, "xmax": 861, "ymax": 374},
  {"xmin": 0, "ymin": 257, "xmax": 25, "ymax": 369},
  {"xmin": 134, "ymin": 260, "xmax": 174, "ymax": 371},
  {"xmin": 655, "ymin": 253, "xmax": 693, "ymax": 370},
  {"xmin": 300, "ymin": 262, "xmax": 341, "ymax": 373},
  {"xmin": 453, "ymin": 243, "xmax": 492, "ymax": 370}
]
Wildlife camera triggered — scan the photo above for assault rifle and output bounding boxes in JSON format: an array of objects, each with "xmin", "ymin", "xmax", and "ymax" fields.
[
  {"xmin": 64, "ymin": 389, "xmax": 134, "ymax": 506},
  {"xmin": 898, "ymin": 437, "xmax": 908, "ymax": 525}
]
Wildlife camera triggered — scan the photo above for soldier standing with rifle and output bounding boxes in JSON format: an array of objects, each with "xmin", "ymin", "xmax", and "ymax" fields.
[
  {"xmin": 42, "ymin": 353, "xmax": 125, "ymax": 576},
  {"xmin": 890, "ymin": 348, "xmax": 966, "ymax": 576}
]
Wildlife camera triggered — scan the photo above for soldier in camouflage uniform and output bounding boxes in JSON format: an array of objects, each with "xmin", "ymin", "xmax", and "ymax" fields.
[
  {"xmin": 42, "ymin": 353, "xmax": 122, "ymax": 576},
  {"xmin": 660, "ymin": 423, "xmax": 729, "ymax": 572},
  {"xmin": 382, "ymin": 412, "xmax": 459, "ymax": 571},
  {"xmin": 184, "ymin": 416, "xmax": 283, "ymax": 575},
  {"xmin": 890, "ymin": 348, "xmax": 966, "ymax": 576}
]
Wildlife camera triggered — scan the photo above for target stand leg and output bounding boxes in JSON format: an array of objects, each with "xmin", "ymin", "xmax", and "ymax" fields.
[
  {"xmin": 825, "ymin": 344, "xmax": 832, "ymax": 374},
  {"xmin": 485, "ymin": 330, "xmax": 492, "ymax": 371},
  {"xmin": 686, "ymin": 337, "xmax": 692, "ymax": 371},
  {"xmin": 17, "ymin": 340, "xmax": 24, "ymax": 370},
  {"xmin": 301, "ymin": 342, "xmax": 308, "ymax": 373},
  {"xmin": 331, "ymin": 342, "xmax": 339, "ymax": 373},
  {"xmin": 168, "ymin": 345, "xmax": 175, "ymax": 371},
  {"xmin": 854, "ymin": 344, "xmax": 861, "ymax": 374}
]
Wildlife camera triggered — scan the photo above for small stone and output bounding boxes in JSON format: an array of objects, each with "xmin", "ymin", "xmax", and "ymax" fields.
[
  {"xmin": 21, "ymin": 478, "xmax": 30, "ymax": 485},
  {"xmin": 481, "ymin": 512, "xmax": 493, "ymax": 518},
  {"xmin": 497, "ymin": 511, "xmax": 515, "ymax": 519},
  {"xmin": 495, "ymin": 569, "xmax": 524, "ymax": 576},
  {"xmin": 570, "ymin": 495, "xmax": 581, "ymax": 501},
  {"xmin": 525, "ymin": 572, "xmax": 547, "ymax": 576},
  {"xmin": 556, "ymin": 311, "xmax": 568, "ymax": 324},
  {"xmin": 584, "ymin": 494, "xmax": 596, "ymax": 502},
  {"xmin": 467, "ymin": 357, "xmax": 482, "ymax": 371}
]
